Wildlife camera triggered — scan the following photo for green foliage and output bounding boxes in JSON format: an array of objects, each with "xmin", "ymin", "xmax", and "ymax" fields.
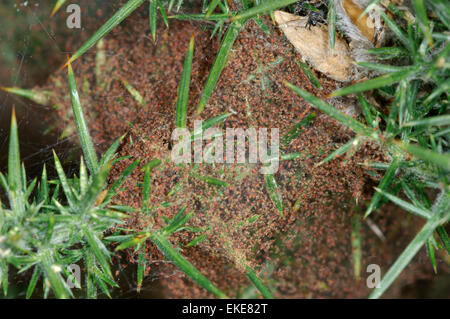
[
  {"xmin": 149, "ymin": 0, "xmax": 158, "ymax": 42},
  {"xmin": 297, "ymin": 61, "xmax": 323, "ymax": 90},
  {"xmin": 370, "ymin": 192, "xmax": 449, "ymax": 298},
  {"xmin": 327, "ymin": 0, "xmax": 336, "ymax": 49},
  {"xmin": 197, "ymin": 0, "xmax": 298, "ymax": 113},
  {"xmin": 176, "ymin": 36, "xmax": 195, "ymax": 129},
  {"xmin": 351, "ymin": 215, "xmax": 362, "ymax": 283},
  {"xmin": 114, "ymin": 201, "xmax": 229, "ymax": 298},
  {"xmin": 68, "ymin": 0, "xmax": 147, "ymax": 64},
  {"xmin": 287, "ymin": 1, "xmax": 449, "ymax": 299},
  {"xmin": 51, "ymin": 0, "xmax": 67, "ymax": 17},
  {"xmin": 0, "ymin": 87, "xmax": 52, "ymax": 106},
  {"xmin": 114, "ymin": 38, "xmax": 273, "ymax": 299},
  {"xmin": 0, "ymin": 51, "xmax": 227, "ymax": 298},
  {"xmin": 245, "ymin": 265, "xmax": 274, "ymax": 299},
  {"xmin": 0, "ymin": 109, "xmax": 127, "ymax": 298},
  {"xmin": 68, "ymin": 61, "xmax": 99, "ymax": 175},
  {"xmin": 282, "ymin": 112, "xmax": 316, "ymax": 147},
  {"xmin": 6, "ymin": 0, "xmax": 447, "ymax": 300},
  {"xmin": 151, "ymin": 232, "xmax": 229, "ymax": 298},
  {"xmin": 121, "ymin": 79, "xmax": 146, "ymax": 107},
  {"xmin": 65, "ymin": 0, "xmax": 297, "ymax": 116},
  {"xmin": 264, "ymin": 173, "xmax": 283, "ymax": 214},
  {"xmin": 232, "ymin": 0, "xmax": 298, "ymax": 22},
  {"xmin": 197, "ymin": 20, "xmax": 243, "ymax": 114}
]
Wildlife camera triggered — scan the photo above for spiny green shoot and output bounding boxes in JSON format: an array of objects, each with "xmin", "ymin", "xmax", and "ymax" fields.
[{"xmin": 287, "ymin": 2, "xmax": 449, "ymax": 299}]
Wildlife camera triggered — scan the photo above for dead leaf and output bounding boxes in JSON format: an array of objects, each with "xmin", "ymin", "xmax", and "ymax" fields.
[
  {"xmin": 342, "ymin": 0, "xmax": 375, "ymax": 42},
  {"xmin": 274, "ymin": 10, "xmax": 353, "ymax": 82}
]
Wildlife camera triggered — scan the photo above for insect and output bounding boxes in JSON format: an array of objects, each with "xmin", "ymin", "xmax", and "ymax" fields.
[
  {"xmin": 278, "ymin": 1, "xmax": 410, "ymax": 81},
  {"xmin": 275, "ymin": 10, "xmax": 353, "ymax": 82},
  {"xmin": 294, "ymin": 0, "xmax": 328, "ymax": 29}
]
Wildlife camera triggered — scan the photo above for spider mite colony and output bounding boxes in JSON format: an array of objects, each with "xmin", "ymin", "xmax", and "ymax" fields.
[{"xmin": 0, "ymin": 0, "xmax": 448, "ymax": 299}]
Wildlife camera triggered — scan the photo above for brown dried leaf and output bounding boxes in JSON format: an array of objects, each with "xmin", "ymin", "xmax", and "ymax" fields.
[
  {"xmin": 274, "ymin": 10, "xmax": 353, "ymax": 82},
  {"xmin": 342, "ymin": 0, "xmax": 375, "ymax": 42}
]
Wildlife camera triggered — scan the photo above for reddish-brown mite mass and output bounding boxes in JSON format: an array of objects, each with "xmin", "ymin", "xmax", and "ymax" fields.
[{"xmin": 38, "ymin": 4, "xmax": 442, "ymax": 298}]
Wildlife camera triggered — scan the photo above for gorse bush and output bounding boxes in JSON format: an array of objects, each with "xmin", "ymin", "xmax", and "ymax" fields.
[
  {"xmin": 0, "ymin": 52, "xmax": 239, "ymax": 298},
  {"xmin": 0, "ymin": 60, "xmax": 233, "ymax": 299},
  {"xmin": 285, "ymin": 0, "xmax": 450, "ymax": 298},
  {"xmin": 0, "ymin": 1, "xmax": 278, "ymax": 298},
  {"xmin": 1, "ymin": 0, "xmax": 448, "ymax": 298},
  {"xmin": 0, "ymin": 74, "xmax": 128, "ymax": 298}
]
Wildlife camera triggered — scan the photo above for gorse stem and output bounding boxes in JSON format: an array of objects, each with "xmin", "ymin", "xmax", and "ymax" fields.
[
  {"xmin": 68, "ymin": 61, "xmax": 99, "ymax": 174},
  {"xmin": 150, "ymin": 233, "xmax": 229, "ymax": 298}
]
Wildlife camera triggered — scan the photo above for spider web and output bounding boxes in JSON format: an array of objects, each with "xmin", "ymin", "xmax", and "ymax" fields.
[{"xmin": 0, "ymin": 0, "xmax": 126, "ymax": 179}]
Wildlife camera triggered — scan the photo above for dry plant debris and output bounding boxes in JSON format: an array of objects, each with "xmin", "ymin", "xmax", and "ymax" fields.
[{"xmin": 275, "ymin": 10, "xmax": 353, "ymax": 82}]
